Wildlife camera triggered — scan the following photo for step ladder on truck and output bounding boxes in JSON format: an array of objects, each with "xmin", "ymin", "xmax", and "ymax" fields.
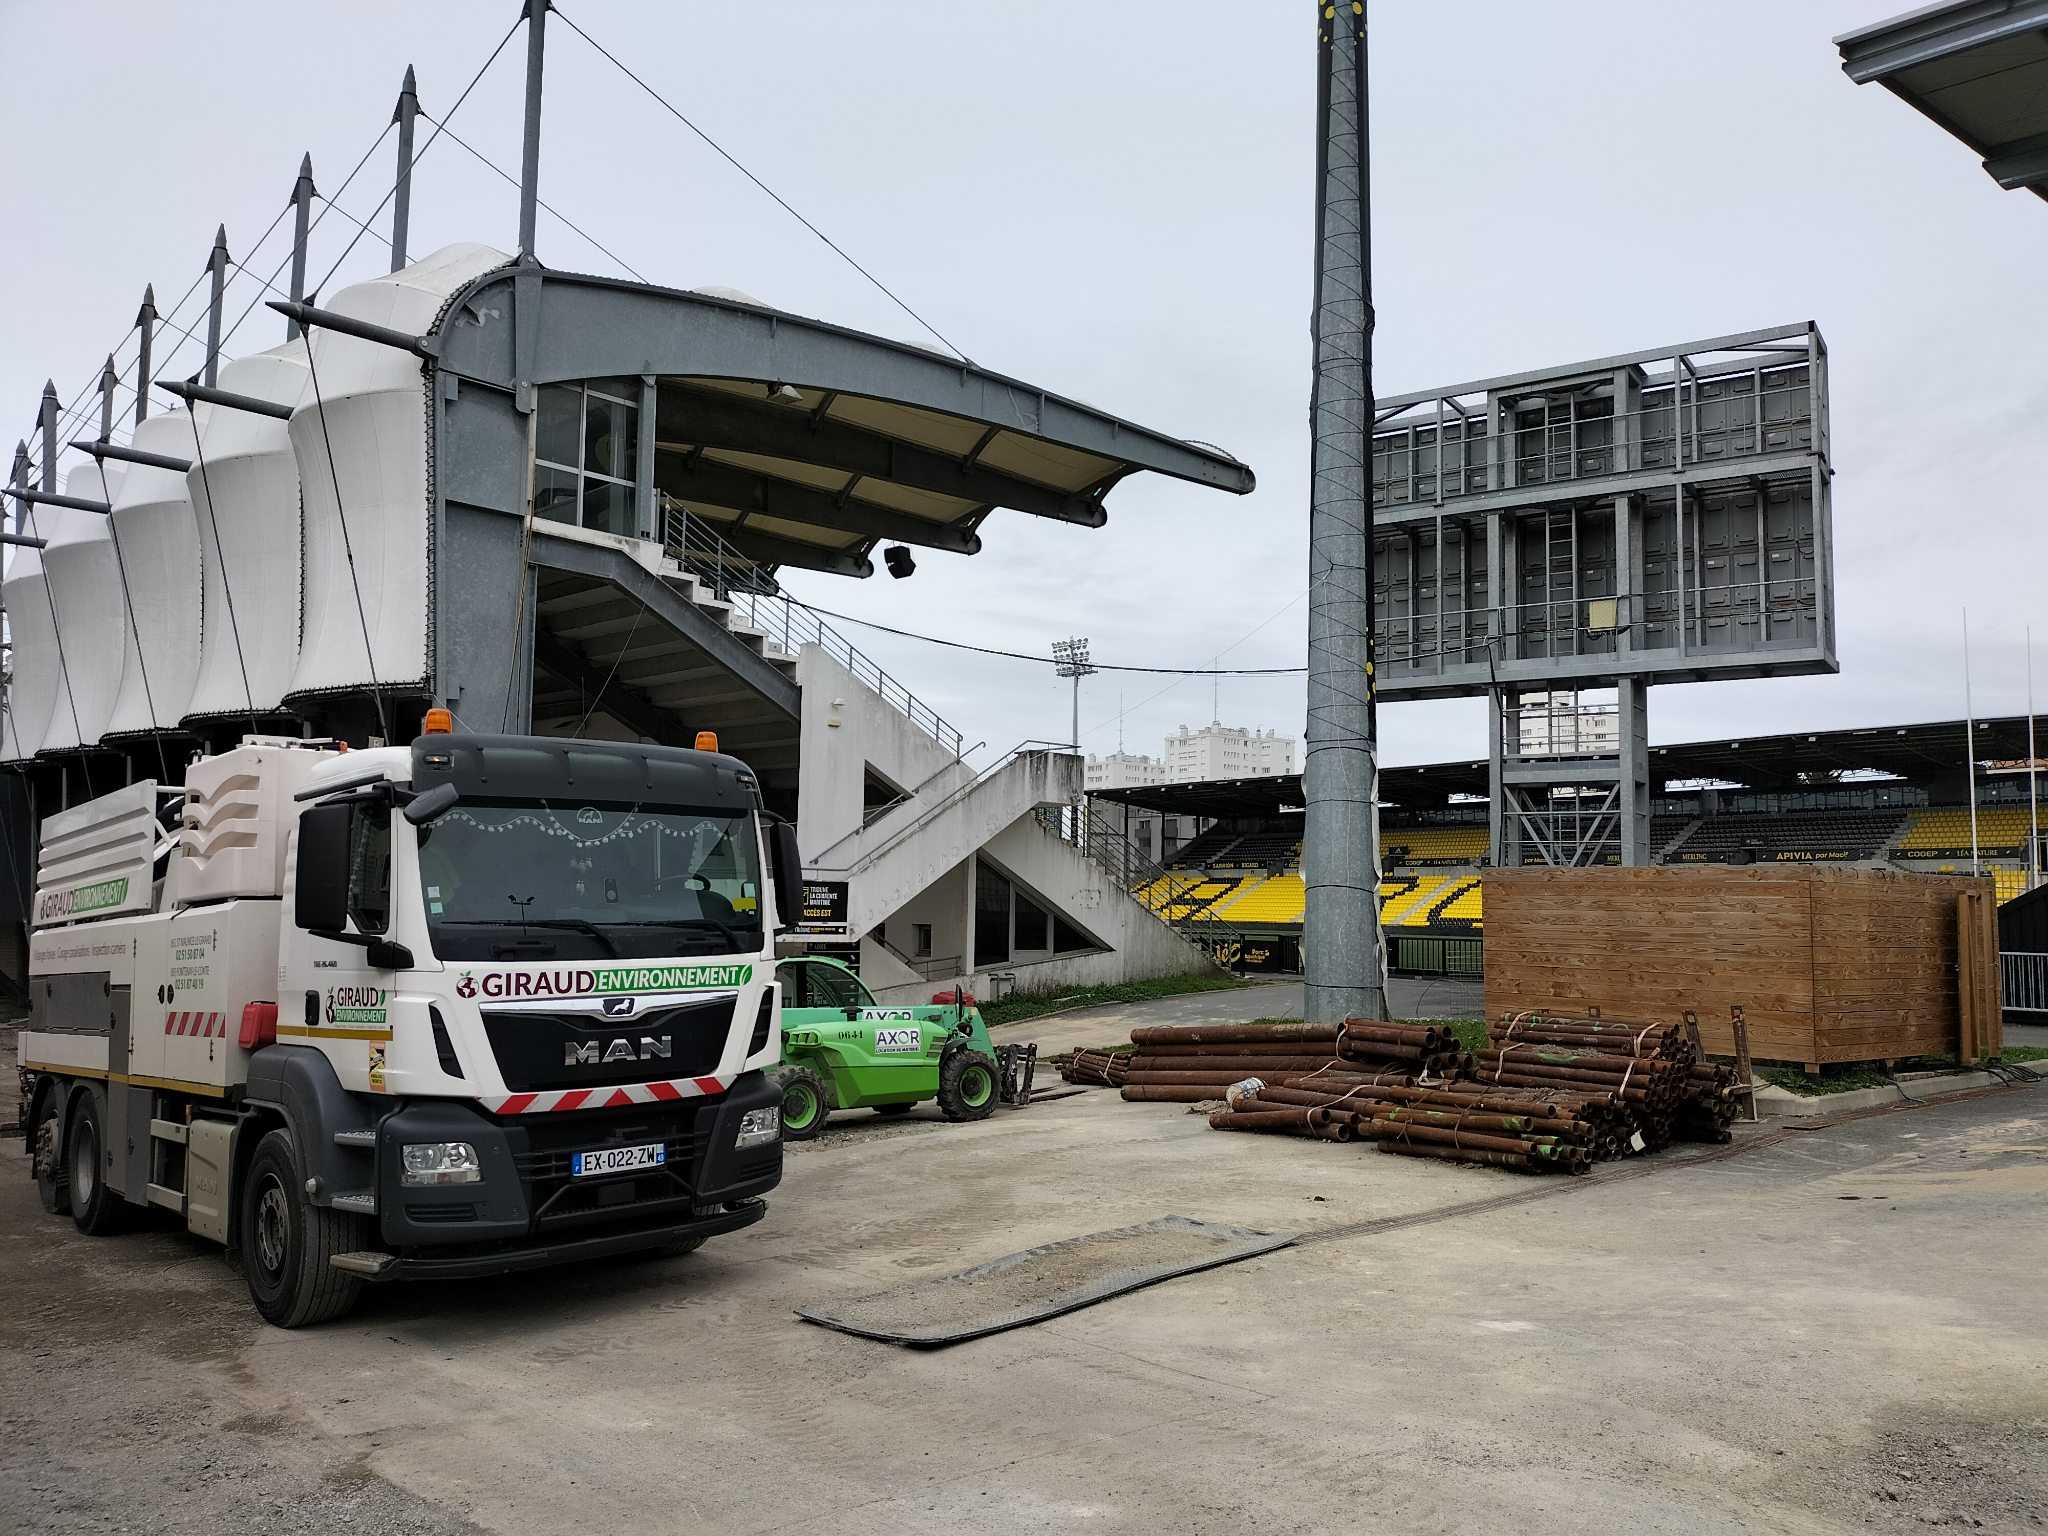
[{"xmin": 20, "ymin": 717, "xmax": 802, "ymax": 1326}]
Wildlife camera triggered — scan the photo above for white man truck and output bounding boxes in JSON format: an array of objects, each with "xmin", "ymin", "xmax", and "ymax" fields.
[{"xmin": 20, "ymin": 728, "xmax": 800, "ymax": 1326}]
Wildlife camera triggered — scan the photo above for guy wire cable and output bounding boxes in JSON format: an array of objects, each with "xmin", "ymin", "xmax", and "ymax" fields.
[
  {"xmin": 309, "ymin": 15, "xmax": 522, "ymax": 302},
  {"xmin": 299, "ymin": 340, "xmax": 391, "ymax": 744},
  {"xmin": 181, "ymin": 404, "xmax": 262, "ymax": 738},
  {"xmin": 13, "ymin": 493, "xmax": 96, "ymax": 801},
  {"xmin": 89, "ymin": 452, "xmax": 172, "ymax": 784}
]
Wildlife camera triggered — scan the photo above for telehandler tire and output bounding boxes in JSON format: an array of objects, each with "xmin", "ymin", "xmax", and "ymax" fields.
[
  {"xmin": 240, "ymin": 1128, "xmax": 368, "ymax": 1328},
  {"xmin": 774, "ymin": 1065, "xmax": 832, "ymax": 1141},
  {"xmin": 936, "ymin": 1050, "xmax": 999, "ymax": 1124}
]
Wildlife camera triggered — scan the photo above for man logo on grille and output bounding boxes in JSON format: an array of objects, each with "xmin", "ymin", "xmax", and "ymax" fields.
[
  {"xmin": 565, "ymin": 1035, "xmax": 673, "ymax": 1067},
  {"xmin": 600, "ymin": 995, "xmax": 636, "ymax": 1018}
]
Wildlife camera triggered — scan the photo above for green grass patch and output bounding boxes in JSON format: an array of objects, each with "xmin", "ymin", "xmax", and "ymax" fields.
[
  {"xmin": 1999, "ymin": 1045, "xmax": 2048, "ymax": 1064},
  {"xmin": 1755, "ymin": 1053, "xmax": 2005, "ymax": 1095},
  {"xmin": 1441, "ymin": 1018, "xmax": 1489, "ymax": 1055},
  {"xmin": 979, "ymin": 972, "xmax": 1248, "ymax": 1030}
]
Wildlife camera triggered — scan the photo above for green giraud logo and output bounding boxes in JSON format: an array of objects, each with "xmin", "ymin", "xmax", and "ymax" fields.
[
  {"xmin": 594, "ymin": 963, "xmax": 753, "ymax": 994},
  {"xmin": 37, "ymin": 877, "xmax": 130, "ymax": 923}
]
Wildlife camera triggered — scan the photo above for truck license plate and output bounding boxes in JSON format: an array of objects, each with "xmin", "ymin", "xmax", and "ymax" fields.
[{"xmin": 570, "ymin": 1142, "xmax": 666, "ymax": 1178}]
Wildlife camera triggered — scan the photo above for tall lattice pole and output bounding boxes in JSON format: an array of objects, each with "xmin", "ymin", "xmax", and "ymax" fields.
[{"xmin": 1303, "ymin": 0, "xmax": 1386, "ymax": 1024}]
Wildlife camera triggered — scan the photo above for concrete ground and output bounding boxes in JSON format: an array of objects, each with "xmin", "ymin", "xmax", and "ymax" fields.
[
  {"xmin": 1015, "ymin": 974, "xmax": 1483, "ymax": 1039},
  {"xmin": 4, "ymin": 989, "xmax": 2047, "ymax": 1534}
]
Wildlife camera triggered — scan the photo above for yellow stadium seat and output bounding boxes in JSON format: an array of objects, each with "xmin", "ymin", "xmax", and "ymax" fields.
[
  {"xmin": 1897, "ymin": 805, "xmax": 2044, "ymax": 855},
  {"xmin": 1382, "ymin": 826, "xmax": 1488, "ymax": 866}
]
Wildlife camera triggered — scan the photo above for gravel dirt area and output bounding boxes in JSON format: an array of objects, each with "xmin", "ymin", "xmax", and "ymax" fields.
[{"xmin": 3, "ymin": 984, "xmax": 2045, "ymax": 1534}]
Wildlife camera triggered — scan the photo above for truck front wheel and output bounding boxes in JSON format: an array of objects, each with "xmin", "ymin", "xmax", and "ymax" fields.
[
  {"xmin": 240, "ymin": 1128, "xmax": 368, "ymax": 1328},
  {"xmin": 66, "ymin": 1092, "xmax": 124, "ymax": 1236}
]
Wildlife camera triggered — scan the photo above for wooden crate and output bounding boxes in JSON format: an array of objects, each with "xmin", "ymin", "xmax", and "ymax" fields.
[{"xmin": 1482, "ymin": 865, "xmax": 1999, "ymax": 1068}]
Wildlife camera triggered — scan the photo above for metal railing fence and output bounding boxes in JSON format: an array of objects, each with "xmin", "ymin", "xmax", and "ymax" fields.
[
  {"xmin": 2003, "ymin": 951, "xmax": 2047, "ymax": 1015},
  {"xmin": 659, "ymin": 495, "xmax": 964, "ymax": 757},
  {"xmin": 1036, "ymin": 800, "xmax": 1254, "ymax": 966}
]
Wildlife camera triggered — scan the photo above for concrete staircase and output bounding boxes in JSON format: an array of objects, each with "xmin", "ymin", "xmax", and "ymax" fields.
[{"xmin": 817, "ymin": 748, "xmax": 1082, "ymax": 934}]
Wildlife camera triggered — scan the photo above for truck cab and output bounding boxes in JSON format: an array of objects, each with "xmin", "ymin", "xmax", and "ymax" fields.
[{"xmin": 22, "ymin": 730, "xmax": 803, "ymax": 1326}]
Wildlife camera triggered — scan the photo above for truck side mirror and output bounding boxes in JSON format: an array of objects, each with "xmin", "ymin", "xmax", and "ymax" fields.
[
  {"xmin": 769, "ymin": 820, "xmax": 803, "ymax": 934},
  {"xmin": 403, "ymin": 782, "xmax": 460, "ymax": 826},
  {"xmin": 295, "ymin": 804, "xmax": 352, "ymax": 933}
]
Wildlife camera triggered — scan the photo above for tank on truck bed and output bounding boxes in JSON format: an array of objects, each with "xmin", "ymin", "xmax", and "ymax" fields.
[{"xmin": 21, "ymin": 728, "xmax": 805, "ymax": 1326}]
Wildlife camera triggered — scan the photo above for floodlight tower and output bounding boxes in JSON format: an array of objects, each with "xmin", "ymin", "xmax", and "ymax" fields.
[
  {"xmin": 1052, "ymin": 636, "xmax": 1096, "ymax": 750},
  {"xmin": 1302, "ymin": 0, "xmax": 1387, "ymax": 1024}
]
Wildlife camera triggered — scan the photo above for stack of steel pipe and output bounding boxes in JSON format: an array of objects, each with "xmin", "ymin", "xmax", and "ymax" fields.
[
  {"xmin": 1214, "ymin": 1078, "xmax": 1594, "ymax": 1172},
  {"xmin": 1481, "ymin": 1011, "xmax": 1708, "ymax": 1155},
  {"xmin": 1116, "ymin": 1020, "xmax": 1359, "ymax": 1104},
  {"xmin": 1336, "ymin": 1019, "xmax": 1469, "ymax": 1079},
  {"xmin": 1115, "ymin": 1018, "xmax": 1462, "ymax": 1105},
  {"xmin": 1053, "ymin": 1049, "xmax": 1131, "ymax": 1088}
]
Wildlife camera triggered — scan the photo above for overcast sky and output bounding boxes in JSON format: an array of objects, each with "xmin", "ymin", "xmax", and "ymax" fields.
[{"xmin": 2, "ymin": 1, "xmax": 2042, "ymax": 771}]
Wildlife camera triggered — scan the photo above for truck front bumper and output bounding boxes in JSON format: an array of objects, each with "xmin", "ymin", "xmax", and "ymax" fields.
[
  {"xmin": 333, "ymin": 1199, "xmax": 768, "ymax": 1282},
  {"xmin": 370, "ymin": 1069, "xmax": 783, "ymax": 1261}
]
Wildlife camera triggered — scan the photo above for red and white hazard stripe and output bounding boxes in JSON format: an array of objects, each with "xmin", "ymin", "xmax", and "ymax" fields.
[
  {"xmin": 481, "ymin": 1074, "xmax": 733, "ymax": 1115},
  {"xmin": 163, "ymin": 1011, "xmax": 228, "ymax": 1038}
]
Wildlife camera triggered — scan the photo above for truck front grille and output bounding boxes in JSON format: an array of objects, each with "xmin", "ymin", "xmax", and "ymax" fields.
[
  {"xmin": 482, "ymin": 996, "xmax": 735, "ymax": 1092},
  {"xmin": 506, "ymin": 1103, "xmax": 715, "ymax": 1233}
]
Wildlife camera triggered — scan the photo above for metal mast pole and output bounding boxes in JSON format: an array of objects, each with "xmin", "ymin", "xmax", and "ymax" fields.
[
  {"xmin": 2029, "ymin": 624, "xmax": 2039, "ymax": 891},
  {"xmin": 1303, "ymin": 0, "xmax": 1385, "ymax": 1025},
  {"xmin": 391, "ymin": 65, "xmax": 419, "ymax": 272},
  {"xmin": 133, "ymin": 285, "xmax": 156, "ymax": 426},
  {"xmin": 100, "ymin": 357, "xmax": 116, "ymax": 443},
  {"xmin": 286, "ymin": 154, "xmax": 316, "ymax": 339},
  {"xmin": 204, "ymin": 225, "xmax": 229, "ymax": 388},
  {"xmin": 11, "ymin": 442, "xmax": 28, "ymax": 537},
  {"xmin": 39, "ymin": 382, "xmax": 58, "ymax": 493},
  {"xmin": 1963, "ymin": 607, "xmax": 1979, "ymax": 877},
  {"xmin": 517, "ymin": 0, "xmax": 550, "ymax": 260}
]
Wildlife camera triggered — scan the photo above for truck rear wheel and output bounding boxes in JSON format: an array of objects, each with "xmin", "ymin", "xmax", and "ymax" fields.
[
  {"xmin": 774, "ymin": 1065, "xmax": 832, "ymax": 1141},
  {"xmin": 32, "ymin": 1094, "xmax": 69, "ymax": 1217},
  {"xmin": 936, "ymin": 1050, "xmax": 999, "ymax": 1123},
  {"xmin": 240, "ymin": 1128, "xmax": 368, "ymax": 1328},
  {"xmin": 66, "ymin": 1093, "xmax": 124, "ymax": 1236}
]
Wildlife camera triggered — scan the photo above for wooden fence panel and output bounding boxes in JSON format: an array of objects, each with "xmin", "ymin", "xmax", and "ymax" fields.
[{"xmin": 1483, "ymin": 865, "xmax": 1992, "ymax": 1066}]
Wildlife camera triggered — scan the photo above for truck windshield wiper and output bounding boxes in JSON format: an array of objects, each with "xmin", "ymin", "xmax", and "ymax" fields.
[
  {"xmin": 614, "ymin": 915, "xmax": 752, "ymax": 951},
  {"xmin": 512, "ymin": 918, "xmax": 623, "ymax": 957}
]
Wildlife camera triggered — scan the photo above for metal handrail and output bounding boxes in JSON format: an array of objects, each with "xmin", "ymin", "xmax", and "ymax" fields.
[
  {"xmin": 1039, "ymin": 800, "xmax": 1253, "ymax": 964},
  {"xmin": 659, "ymin": 496, "xmax": 965, "ymax": 757},
  {"xmin": 809, "ymin": 739, "xmax": 1072, "ymax": 875}
]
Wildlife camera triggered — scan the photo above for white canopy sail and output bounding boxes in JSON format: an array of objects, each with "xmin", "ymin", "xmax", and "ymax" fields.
[
  {"xmin": 104, "ymin": 409, "xmax": 206, "ymax": 737},
  {"xmin": 184, "ymin": 343, "xmax": 308, "ymax": 722},
  {"xmin": 286, "ymin": 242, "xmax": 508, "ymax": 706},
  {"xmin": 35, "ymin": 463, "xmax": 127, "ymax": 754}
]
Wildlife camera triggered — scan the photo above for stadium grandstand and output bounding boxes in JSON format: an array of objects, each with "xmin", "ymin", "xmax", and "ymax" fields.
[{"xmin": 1091, "ymin": 714, "xmax": 2045, "ymax": 978}]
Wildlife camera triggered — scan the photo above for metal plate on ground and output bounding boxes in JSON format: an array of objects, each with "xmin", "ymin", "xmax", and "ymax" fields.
[{"xmin": 795, "ymin": 1216, "xmax": 1295, "ymax": 1348}]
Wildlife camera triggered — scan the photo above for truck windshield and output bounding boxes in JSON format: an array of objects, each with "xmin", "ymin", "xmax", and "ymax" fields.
[{"xmin": 416, "ymin": 799, "xmax": 762, "ymax": 961}]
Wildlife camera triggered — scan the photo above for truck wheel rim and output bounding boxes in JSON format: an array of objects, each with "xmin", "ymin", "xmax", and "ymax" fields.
[
  {"xmin": 254, "ymin": 1178, "xmax": 290, "ymax": 1276},
  {"xmin": 961, "ymin": 1067, "xmax": 994, "ymax": 1108},
  {"xmin": 69, "ymin": 1120, "xmax": 97, "ymax": 1203},
  {"xmin": 784, "ymin": 1084, "xmax": 819, "ymax": 1130}
]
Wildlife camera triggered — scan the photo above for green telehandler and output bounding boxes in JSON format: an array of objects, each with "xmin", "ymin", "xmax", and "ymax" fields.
[{"xmin": 770, "ymin": 955, "xmax": 1035, "ymax": 1139}]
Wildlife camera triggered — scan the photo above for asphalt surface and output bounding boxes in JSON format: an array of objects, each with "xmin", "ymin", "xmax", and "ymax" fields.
[{"xmin": 4, "ymin": 993, "xmax": 2045, "ymax": 1533}]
